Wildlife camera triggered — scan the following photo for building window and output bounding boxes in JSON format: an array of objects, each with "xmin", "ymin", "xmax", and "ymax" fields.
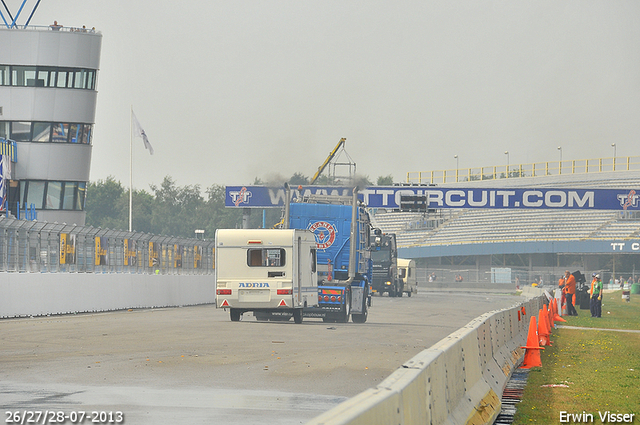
[
  {"xmin": 0, "ymin": 121, "xmax": 9, "ymax": 139},
  {"xmin": 45, "ymin": 181, "xmax": 63, "ymax": 209},
  {"xmin": 62, "ymin": 182, "xmax": 77, "ymax": 210},
  {"xmin": 25, "ymin": 181, "xmax": 46, "ymax": 209},
  {"xmin": 2, "ymin": 65, "xmax": 96, "ymax": 90},
  {"xmin": 0, "ymin": 65, "xmax": 7, "ymax": 85},
  {"xmin": 20, "ymin": 180, "xmax": 87, "ymax": 211},
  {"xmin": 11, "ymin": 66, "xmax": 36, "ymax": 86},
  {"xmin": 32, "ymin": 123, "xmax": 51, "ymax": 142},
  {"xmin": 76, "ymin": 182, "xmax": 86, "ymax": 210},
  {"xmin": 10, "ymin": 121, "xmax": 31, "ymax": 141},
  {"xmin": 0, "ymin": 122, "xmax": 93, "ymax": 144}
]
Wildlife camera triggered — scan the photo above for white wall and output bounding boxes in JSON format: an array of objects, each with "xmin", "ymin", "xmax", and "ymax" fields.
[{"xmin": 0, "ymin": 273, "xmax": 215, "ymax": 318}]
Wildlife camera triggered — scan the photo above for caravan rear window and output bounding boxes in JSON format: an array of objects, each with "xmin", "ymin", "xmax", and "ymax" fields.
[{"xmin": 247, "ymin": 248, "xmax": 286, "ymax": 267}]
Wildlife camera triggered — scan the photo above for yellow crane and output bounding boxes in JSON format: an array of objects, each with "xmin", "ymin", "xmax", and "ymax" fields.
[{"xmin": 310, "ymin": 137, "xmax": 346, "ymax": 185}]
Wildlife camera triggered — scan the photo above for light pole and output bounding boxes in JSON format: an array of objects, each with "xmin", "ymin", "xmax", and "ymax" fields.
[
  {"xmin": 504, "ymin": 151, "xmax": 509, "ymax": 177},
  {"xmin": 612, "ymin": 143, "xmax": 617, "ymax": 170},
  {"xmin": 557, "ymin": 146, "xmax": 562, "ymax": 174},
  {"xmin": 454, "ymin": 155, "xmax": 459, "ymax": 182}
]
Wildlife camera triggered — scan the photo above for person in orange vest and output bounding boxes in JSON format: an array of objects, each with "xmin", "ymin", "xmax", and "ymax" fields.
[
  {"xmin": 590, "ymin": 274, "xmax": 603, "ymax": 317},
  {"xmin": 563, "ymin": 270, "xmax": 578, "ymax": 316}
]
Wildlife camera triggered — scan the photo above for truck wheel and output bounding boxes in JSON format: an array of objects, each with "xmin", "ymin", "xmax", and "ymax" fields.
[
  {"xmin": 230, "ymin": 309, "xmax": 241, "ymax": 322},
  {"xmin": 293, "ymin": 309, "xmax": 303, "ymax": 324},
  {"xmin": 352, "ymin": 301, "xmax": 368, "ymax": 323},
  {"xmin": 337, "ymin": 299, "xmax": 350, "ymax": 323}
]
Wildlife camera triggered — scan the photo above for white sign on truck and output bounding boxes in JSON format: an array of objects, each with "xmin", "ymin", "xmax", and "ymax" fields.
[{"xmin": 215, "ymin": 228, "xmax": 318, "ymax": 323}]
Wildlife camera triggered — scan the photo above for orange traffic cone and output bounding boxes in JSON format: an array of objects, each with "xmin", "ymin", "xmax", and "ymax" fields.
[
  {"xmin": 538, "ymin": 307, "xmax": 552, "ymax": 346},
  {"xmin": 551, "ymin": 298, "xmax": 566, "ymax": 323},
  {"xmin": 521, "ymin": 315, "xmax": 544, "ymax": 368}
]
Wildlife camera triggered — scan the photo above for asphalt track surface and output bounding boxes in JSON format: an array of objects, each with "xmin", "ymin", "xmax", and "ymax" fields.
[{"xmin": 1, "ymin": 290, "xmax": 520, "ymax": 425}]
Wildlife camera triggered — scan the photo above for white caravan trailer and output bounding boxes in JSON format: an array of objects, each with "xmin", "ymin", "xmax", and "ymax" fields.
[
  {"xmin": 215, "ymin": 228, "xmax": 318, "ymax": 323},
  {"xmin": 397, "ymin": 258, "xmax": 417, "ymax": 297}
]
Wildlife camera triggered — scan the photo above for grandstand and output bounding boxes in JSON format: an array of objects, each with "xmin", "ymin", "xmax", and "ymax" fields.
[{"xmin": 372, "ymin": 166, "xmax": 640, "ymax": 285}]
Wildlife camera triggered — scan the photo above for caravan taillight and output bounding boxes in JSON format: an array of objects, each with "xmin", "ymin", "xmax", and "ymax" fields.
[
  {"xmin": 277, "ymin": 289, "xmax": 292, "ymax": 295},
  {"xmin": 216, "ymin": 289, "xmax": 232, "ymax": 295}
]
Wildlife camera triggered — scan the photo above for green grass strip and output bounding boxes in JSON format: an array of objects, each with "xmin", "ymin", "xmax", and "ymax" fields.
[{"xmin": 513, "ymin": 291, "xmax": 640, "ymax": 424}]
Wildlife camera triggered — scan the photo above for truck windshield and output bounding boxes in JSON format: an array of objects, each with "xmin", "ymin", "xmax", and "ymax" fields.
[
  {"xmin": 371, "ymin": 249, "xmax": 391, "ymax": 262},
  {"xmin": 247, "ymin": 248, "xmax": 286, "ymax": 267}
]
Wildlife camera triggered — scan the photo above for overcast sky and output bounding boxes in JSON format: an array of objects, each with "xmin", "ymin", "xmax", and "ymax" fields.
[{"xmin": 15, "ymin": 1, "xmax": 640, "ymax": 190}]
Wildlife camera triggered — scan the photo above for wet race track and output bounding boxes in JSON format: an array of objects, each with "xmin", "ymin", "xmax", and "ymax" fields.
[{"xmin": 1, "ymin": 290, "xmax": 520, "ymax": 425}]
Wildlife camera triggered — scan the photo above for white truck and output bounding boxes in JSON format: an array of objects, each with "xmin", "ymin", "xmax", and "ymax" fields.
[
  {"xmin": 215, "ymin": 228, "xmax": 318, "ymax": 323},
  {"xmin": 397, "ymin": 258, "xmax": 418, "ymax": 297}
]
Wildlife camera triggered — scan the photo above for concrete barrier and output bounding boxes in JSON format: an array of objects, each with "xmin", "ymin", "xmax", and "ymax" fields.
[
  {"xmin": 307, "ymin": 289, "xmax": 545, "ymax": 425},
  {"xmin": 0, "ymin": 273, "xmax": 215, "ymax": 318}
]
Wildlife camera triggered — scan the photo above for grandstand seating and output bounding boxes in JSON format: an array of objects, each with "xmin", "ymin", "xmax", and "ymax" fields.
[
  {"xmin": 372, "ymin": 209, "xmax": 640, "ymax": 247},
  {"xmin": 370, "ymin": 171, "xmax": 640, "ymax": 248}
]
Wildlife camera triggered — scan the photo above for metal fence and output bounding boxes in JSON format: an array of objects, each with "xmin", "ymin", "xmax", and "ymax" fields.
[
  {"xmin": 406, "ymin": 156, "xmax": 640, "ymax": 185},
  {"xmin": 0, "ymin": 216, "xmax": 216, "ymax": 274}
]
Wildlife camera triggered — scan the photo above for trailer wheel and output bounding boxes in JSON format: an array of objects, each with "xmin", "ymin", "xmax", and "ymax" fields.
[
  {"xmin": 230, "ymin": 309, "xmax": 241, "ymax": 322},
  {"xmin": 293, "ymin": 309, "xmax": 303, "ymax": 324}
]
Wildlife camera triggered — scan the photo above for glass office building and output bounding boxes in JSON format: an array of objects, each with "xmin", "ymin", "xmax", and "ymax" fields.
[{"xmin": 0, "ymin": 25, "xmax": 102, "ymax": 225}]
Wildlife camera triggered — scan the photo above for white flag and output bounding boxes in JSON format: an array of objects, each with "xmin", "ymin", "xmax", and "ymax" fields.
[{"xmin": 132, "ymin": 111, "xmax": 154, "ymax": 155}]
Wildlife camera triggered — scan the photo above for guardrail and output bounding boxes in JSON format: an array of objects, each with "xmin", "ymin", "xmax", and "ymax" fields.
[
  {"xmin": 0, "ymin": 24, "xmax": 99, "ymax": 33},
  {"xmin": 0, "ymin": 215, "xmax": 215, "ymax": 275},
  {"xmin": 407, "ymin": 156, "xmax": 640, "ymax": 185},
  {"xmin": 307, "ymin": 287, "xmax": 545, "ymax": 425}
]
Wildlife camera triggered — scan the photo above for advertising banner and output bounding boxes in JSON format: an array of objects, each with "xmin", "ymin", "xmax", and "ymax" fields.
[
  {"xmin": 94, "ymin": 236, "xmax": 108, "ymax": 266},
  {"xmin": 194, "ymin": 245, "xmax": 203, "ymax": 269},
  {"xmin": 124, "ymin": 239, "xmax": 137, "ymax": 266},
  {"xmin": 148, "ymin": 242, "xmax": 159, "ymax": 268},
  {"xmin": 174, "ymin": 244, "xmax": 183, "ymax": 268},
  {"xmin": 59, "ymin": 233, "xmax": 76, "ymax": 265},
  {"xmin": 225, "ymin": 185, "xmax": 640, "ymax": 212}
]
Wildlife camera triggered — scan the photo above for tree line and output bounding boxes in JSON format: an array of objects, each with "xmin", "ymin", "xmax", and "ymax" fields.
[{"xmin": 85, "ymin": 174, "xmax": 394, "ymax": 239}]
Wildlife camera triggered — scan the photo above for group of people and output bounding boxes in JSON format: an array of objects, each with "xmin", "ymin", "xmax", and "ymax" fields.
[
  {"xmin": 558, "ymin": 270, "xmax": 603, "ymax": 318},
  {"xmin": 611, "ymin": 275, "xmax": 637, "ymax": 288},
  {"xmin": 50, "ymin": 21, "xmax": 95, "ymax": 33}
]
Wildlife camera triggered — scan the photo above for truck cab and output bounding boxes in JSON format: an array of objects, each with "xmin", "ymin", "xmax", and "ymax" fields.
[
  {"xmin": 370, "ymin": 230, "xmax": 400, "ymax": 296},
  {"xmin": 397, "ymin": 258, "xmax": 417, "ymax": 297}
]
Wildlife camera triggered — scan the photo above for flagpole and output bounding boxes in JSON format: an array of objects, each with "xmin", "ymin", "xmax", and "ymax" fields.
[{"xmin": 129, "ymin": 105, "xmax": 133, "ymax": 232}]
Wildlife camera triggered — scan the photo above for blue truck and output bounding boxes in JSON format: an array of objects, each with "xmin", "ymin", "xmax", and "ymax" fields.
[
  {"xmin": 215, "ymin": 185, "xmax": 372, "ymax": 324},
  {"xmin": 286, "ymin": 186, "xmax": 372, "ymax": 323}
]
